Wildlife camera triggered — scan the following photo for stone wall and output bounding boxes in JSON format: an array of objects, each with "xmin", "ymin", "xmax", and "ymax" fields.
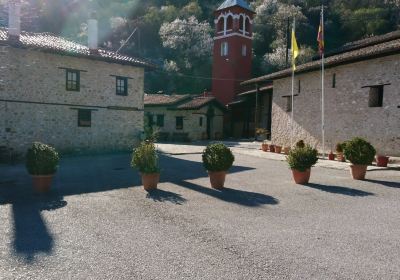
[
  {"xmin": 0, "ymin": 47, "xmax": 144, "ymax": 154},
  {"xmin": 271, "ymin": 54, "xmax": 400, "ymax": 156},
  {"xmin": 145, "ymin": 105, "xmax": 224, "ymax": 141}
]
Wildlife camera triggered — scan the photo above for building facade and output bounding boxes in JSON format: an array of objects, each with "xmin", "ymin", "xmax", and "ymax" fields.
[
  {"xmin": 144, "ymin": 94, "xmax": 225, "ymax": 142},
  {"xmin": 0, "ymin": 2, "xmax": 154, "ymax": 155},
  {"xmin": 243, "ymin": 31, "xmax": 400, "ymax": 156}
]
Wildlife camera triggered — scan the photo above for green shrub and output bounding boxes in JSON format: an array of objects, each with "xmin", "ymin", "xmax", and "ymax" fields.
[
  {"xmin": 26, "ymin": 142, "xmax": 60, "ymax": 175},
  {"xmin": 287, "ymin": 144, "xmax": 318, "ymax": 172},
  {"xmin": 343, "ymin": 137, "xmax": 376, "ymax": 165},
  {"xmin": 295, "ymin": 140, "xmax": 305, "ymax": 148},
  {"xmin": 202, "ymin": 143, "xmax": 234, "ymax": 172},
  {"xmin": 131, "ymin": 141, "xmax": 160, "ymax": 174},
  {"xmin": 335, "ymin": 142, "xmax": 345, "ymax": 153}
]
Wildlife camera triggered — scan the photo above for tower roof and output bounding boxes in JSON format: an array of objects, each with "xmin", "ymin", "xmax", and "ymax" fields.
[{"xmin": 217, "ymin": 0, "xmax": 254, "ymax": 12}]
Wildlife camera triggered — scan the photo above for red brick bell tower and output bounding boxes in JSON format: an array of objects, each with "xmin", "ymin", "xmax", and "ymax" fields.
[{"xmin": 212, "ymin": 0, "xmax": 255, "ymax": 105}]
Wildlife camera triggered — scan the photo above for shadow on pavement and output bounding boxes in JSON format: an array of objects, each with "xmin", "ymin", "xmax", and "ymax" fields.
[
  {"xmin": 159, "ymin": 155, "xmax": 278, "ymax": 207},
  {"xmin": 304, "ymin": 183, "xmax": 374, "ymax": 197},
  {"xmin": 146, "ymin": 189, "xmax": 186, "ymax": 205},
  {"xmin": 364, "ymin": 179, "xmax": 400, "ymax": 189},
  {"xmin": 0, "ymin": 181, "xmax": 66, "ymax": 263}
]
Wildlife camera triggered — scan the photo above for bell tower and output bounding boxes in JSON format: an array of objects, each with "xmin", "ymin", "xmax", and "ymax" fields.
[{"xmin": 211, "ymin": 0, "xmax": 255, "ymax": 105}]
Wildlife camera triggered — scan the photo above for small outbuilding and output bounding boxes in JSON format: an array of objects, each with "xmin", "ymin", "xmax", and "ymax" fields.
[{"xmin": 144, "ymin": 94, "xmax": 225, "ymax": 142}]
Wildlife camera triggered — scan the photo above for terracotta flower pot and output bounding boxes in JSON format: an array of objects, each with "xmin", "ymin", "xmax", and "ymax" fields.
[
  {"xmin": 337, "ymin": 152, "xmax": 345, "ymax": 162},
  {"xmin": 350, "ymin": 165, "xmax": 367, "ymax": 180},
  {"xmin": 269, "ymin": 145, "xmax": 275, "ymax": 153},
  {"xmin": 275, "ymin": 146, "xmax": 282, "ymax": 154},
  {"xmin": 328, "ymin": 152, "xmax": 335, "ymax": 160},
  {"xmin": 141, "ymin": 173, "xmax": 160, "ymax": 191},
  {"xmin": 291, "ymin": 169, "xmax": 311, "ymax": 184},
  {"xmin": 376, "ymin": 155, "xmax": 389, "ymax": 167},
  {"xmin": 208, "ymin": 171, "xmax": 226, "ymax": 189},
  {"xmin": 283, "ymin": 146, "xmax": 290, "ymax": 155},
  {"xmin": 32, "ymin": 175, "xmax": 54, "ymax": 193},
  {"xmin": 261, "ymin": 143, "xmax": 269, "ymax": 152}
]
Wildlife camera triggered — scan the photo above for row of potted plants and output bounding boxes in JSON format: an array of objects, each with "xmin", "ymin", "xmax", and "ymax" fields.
[
  {"xmin": 24, "ymin": 137, "xmax": 382, "ymax": 192},
  {"xmin": 287, "ymin": 137, "xmax": 377, "ymax": 184},
  {"xmin": 132, "ymin": 141, "xmax": 235, "ymax": 191},
  {"xmin": 328, "ymin": 141, "xmax": 389, "ymax": 167},
  {"xmin": 24, "ymin": 141, "xmax": 236, "ymax": 193},
  {"xmin": 261, "ymin": 142, "xmax": 291, "ymax": 154}
]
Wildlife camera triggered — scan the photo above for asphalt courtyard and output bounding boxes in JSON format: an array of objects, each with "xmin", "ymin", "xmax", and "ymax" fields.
[{"xmin": 0, "ymin": 147, "xmax": 399, "ymax": 279}]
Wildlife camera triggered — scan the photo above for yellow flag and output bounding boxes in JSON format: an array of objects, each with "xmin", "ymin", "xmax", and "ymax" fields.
[{"xmin": 291, "ymin": 28, "xmax": 299, "ymax": 70}]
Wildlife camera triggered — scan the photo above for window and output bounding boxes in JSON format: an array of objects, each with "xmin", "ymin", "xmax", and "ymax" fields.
[
  {"xmin": 245, "ymin": 17, "xmax": 251, "ymax": 33},
  {"xmin": 242, "ymin": 45, "xmax": 247, "ymax": 56},
  {"xmin": 116, "ymin": 76, "xmax": 128, "ymax": 96},
  {"xmin": 146, "ymin": 113, "xmax": 154, "ymax": 126},
  {"xmin": 176, "ymin": 116, "xmax": 183, "ymax": 130},
  {"xmin": 332, "ymin": 73, "xmax": 336, "ymax": 88},
  {"xmin": 78, "ymin": 109, "xmax": 91, "ymax": 127},
  {"xmin": 226, "ymin": 16, "xmax": 233, "ymax": 30},
  {"xmin": 156, "ymin": 114, "xmax": 164, "ymax": 127},
  {"xmin": 285, "ymin": 96, "xmax": 292, "ymax": 112},
  {"xmin": 369, "ymin": 86, "xmax": 384, "ymax": 107},
  {"xmin": 217, "ymin": 18, "xmax": 224, "ymax": 33},
  {"xmin": 66, "ymin": 69, "xmax": 80, "ymax": 91},
  {"xmin": 221, "ymin": 42, "xmax": 228, "ymax": 57},
  {"xmin": 239, "ymin": 15, "xmax": 245, "ymax": 31},
  {"xmin": 199, "ymin": 117, "xmax": 203, "ymax": 127}
]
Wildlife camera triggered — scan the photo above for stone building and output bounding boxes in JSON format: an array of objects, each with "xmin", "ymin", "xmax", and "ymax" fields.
[
  {"xmin": 0, "ymin": 2, "xmax": 154, "ymax": 155},
  {"xmin": 243, "ymin": 31, "xmax": 400, "ymax": 156},
  {"xmin": 144, "ymin": 94, "xmax": 225, "ymax": 142}
]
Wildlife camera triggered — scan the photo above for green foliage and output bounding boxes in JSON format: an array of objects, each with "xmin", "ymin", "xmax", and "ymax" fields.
[
  {"xmin": 295, "ymin": 140, "xmax": 305, "ymax": 148},
  {"xmin": 343, "ymin": 137, "xmax": 376, "ymax": 165},
  {"xmin": 287, "ymin": 145, "xmax": 318, "ymax": 172},
  {"xmin": 131, "ymin": 141, "xmax": 160, "ymax": 174},
  {"xmin": 335, "ymin": 142, "xmax": 345, "ymax": 153},
  {"xmin": 26, "ymin": 142, "xmax": 60, "ymax": 175},
  {"xmin": 202, "ymin": 143, "xmax": 234, "ymax": 172}
]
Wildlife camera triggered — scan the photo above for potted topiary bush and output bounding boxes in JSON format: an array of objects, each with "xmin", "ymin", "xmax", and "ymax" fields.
[
  {"xmin": 287, "ymin": 144, "xmax": 318, "ymax": 184},
  {"xmin": 202, "ymin": 143, "xmax": 235, "ymax": 189},
  {"xmin": 261, "ymin": 141, "xmax": 268, "ymax": 152},
  {"xmin": 335, "ymin": 142, "xmax": 346, "ymax": 162},
  {"xmin": 26, "ymin": 142, "xmax": 60, "ymax": 193},
  {"xmin": 131, "ymin": 141, "xmax": 160, "ymax": 191},
  {"xmin": 343, "ymin": 137, "xmax": 376, "ymax": 180}
]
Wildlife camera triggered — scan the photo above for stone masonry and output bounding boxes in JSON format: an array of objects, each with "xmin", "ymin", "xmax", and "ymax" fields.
[
  {"xmin": 0, "ymin": 47, "xmax": 145, "ymax": 154},
  {"xmin": 146, "ymin": 106, "xmax": 224, "ymax": 141},
  {"xmin": 271, "ymin": 54, "xmax": 400, "ymax": 156}
]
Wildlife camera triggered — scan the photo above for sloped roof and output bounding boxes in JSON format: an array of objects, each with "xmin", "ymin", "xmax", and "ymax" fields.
[
  {"xmin": 176, "ymin": 96, "xmax": 218, "ymax": 110},
  {"xmin": 243, "ymin": 34, "xmax": 400, "ymax": 85},
  {"xmin": 144, "ymin": 94, "xmax": 190, "ymax": 106},
  {"xmin": 0, "ymin": 28, "xmax": 156, "ymax": 69},
  {"xmin": 217, "ymin": 0, "xmax": 254, "ymax": 12},
  {"xmin": 144, "ymin": 94, "xmax": 226, "ymax": 111}
]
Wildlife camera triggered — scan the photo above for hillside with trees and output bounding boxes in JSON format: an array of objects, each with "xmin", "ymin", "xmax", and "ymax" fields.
[{"xmin": 1, "ymin": 0, "xmax": 399, "ymax": 94}]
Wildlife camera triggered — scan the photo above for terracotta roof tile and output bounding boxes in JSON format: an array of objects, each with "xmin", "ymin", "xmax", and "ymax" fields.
[
  {"xmin": 144, "ymin": 94, "xmax": 190, "ymax": 106},
  {"xmin": 176, "ymin": 96, "xmax": 216, "ymax": 110},
  {"xmin": 0, "ymin": 28, "xmax": 156, "ymax": 69}
]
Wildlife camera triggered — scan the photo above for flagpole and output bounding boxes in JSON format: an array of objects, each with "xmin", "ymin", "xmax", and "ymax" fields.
[
  {"xmin": 321, "ymin": 6, "xmax": 325, "ymax": 159},
  {"xmin": 291, "ymin": 19, "xmax": 295, "ymax": 148}
]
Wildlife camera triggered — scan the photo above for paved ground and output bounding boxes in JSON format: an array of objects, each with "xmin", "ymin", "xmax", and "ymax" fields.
[{"xmin": 0, "ymin": 145, "xmax": 399, "ymax": 279}]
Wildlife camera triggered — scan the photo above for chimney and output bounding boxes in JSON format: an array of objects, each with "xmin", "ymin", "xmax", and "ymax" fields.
[
  {"xmin": 88, "ymin": 11, "xmax": 98, "ymax": 54},
  {"xmin": 8, "ymin": 0, "xmax": 21, "ymax": 42}
]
